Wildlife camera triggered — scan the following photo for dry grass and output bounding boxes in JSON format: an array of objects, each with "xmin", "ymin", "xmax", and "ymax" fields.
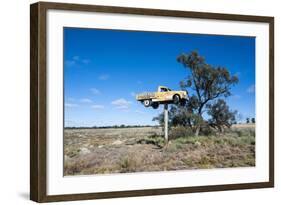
[{"xmin": 64, "ymin": 125, "xmax": 255, "ymax": 176}]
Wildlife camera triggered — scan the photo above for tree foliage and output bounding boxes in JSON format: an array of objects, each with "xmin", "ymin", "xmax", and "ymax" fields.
[
  {"xmin": 177, "ymin": 51, "xmax": 238, "ymax": 115},
  {"xmin": 206, "ymin": 99, "xmax": 237, "ymax": 132},
  {"xmin": 251, "ymin": 118, "xmax": 255, "ymax": 123}
]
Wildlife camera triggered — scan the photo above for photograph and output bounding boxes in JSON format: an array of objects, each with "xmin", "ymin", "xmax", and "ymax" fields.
[{"xmin": 63, "ymin": 27, "xmax": 256, "ymax": 176}]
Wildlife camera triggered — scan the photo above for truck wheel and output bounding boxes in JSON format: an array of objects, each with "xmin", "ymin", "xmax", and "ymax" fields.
[
  {"xmin": 173, "ymin": 94, "xmax": 180, "ymax": 104},
  {"xmin": 143, "ymin": 100, "xmax": 151, "ymax": 107},
  {"xmin": 152, "ymin": 103, "xmax": 159, "ymax": 109}
]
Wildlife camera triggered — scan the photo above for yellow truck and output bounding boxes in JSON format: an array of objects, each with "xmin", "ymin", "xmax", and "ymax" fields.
[{"xmin": 136, "ymin": 86, "xmax": 188, "ymax": 109}]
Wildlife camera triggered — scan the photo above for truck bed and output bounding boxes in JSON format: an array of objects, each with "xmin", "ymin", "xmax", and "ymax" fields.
[{"xmin": 136, "ymin": 92, "xmax": 156, "ymax": 100}]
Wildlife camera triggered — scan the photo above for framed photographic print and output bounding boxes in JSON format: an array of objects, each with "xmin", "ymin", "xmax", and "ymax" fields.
[{"xmin": 30, "ymin": 1, "xmax": 274, "ymax": 202}]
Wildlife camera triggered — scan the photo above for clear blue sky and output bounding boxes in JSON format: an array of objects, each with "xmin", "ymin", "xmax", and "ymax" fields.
[{"xmin": 64, "ymin": 27, "xmax": 255, "ymax": 127}]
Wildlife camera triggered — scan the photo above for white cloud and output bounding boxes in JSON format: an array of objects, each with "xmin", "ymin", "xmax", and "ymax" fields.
[
  {"xmin": 65, "ymin": 103, "xmax": 79, "ymax": 108},
  {"xmin": 111, "ymin": 98, "xmax": 132, "ymax": 109},
  {"xmin": 247, "ymin": 84, "xmax": 255, "ymax": 93},
  {"xmin": 130, "ymin": 92, "xmax": 136, "ymax": 97},
  {"xmin": 82, "ymin": 59, "xmax": 90, "ymax": 64},
  {"xmin": 90, "ymin": 88, "xmax": 100, "ymax": 95},
  {"xmin": 80, "ymin": 98, "xmax": 92, "ymax": 103},
  {"xmin": 65, "ymin": 56, "xmax": 91, "ymax": 67},
  {"xmin": 65, "ymin": 60, "xmax": 75, "ymax": 67},
  {"xmin": 91, "ymin": 105, "xmax": 105, "ymax": 109},
  {"xmin": 98, "ymin": 74, "xmax": 110, "ymax": 80},
  {"xmin": 73, "ymin": 56, "xmax": 80, "ymax": 61}
]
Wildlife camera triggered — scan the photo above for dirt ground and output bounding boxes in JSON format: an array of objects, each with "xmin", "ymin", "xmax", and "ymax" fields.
[{"xmin": 64, "ymin": 125, "xmax": 255, "ymax": 176}]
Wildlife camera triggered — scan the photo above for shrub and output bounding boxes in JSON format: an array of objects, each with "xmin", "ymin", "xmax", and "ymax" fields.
[
  {"xmin": 66, "ymin": 149, "xmax": 81, "ymax": 158},
  {"xmin": 137, "ymin": 134, "xmax": 165, "ymax": 148},
  {"xmin": 118, "ymin": 156, "xmax": 138, "ymax": 172},
  {"xmin": 235, "ymin": 129, "xmax": 243, "ymax": 137},
  {"xmin": 240, "ymin": 135, "xmax": 255, "ymax": 145},
  {"xmin": 232, "ymin": 128, "xmax": 255, "ymax": 138},
  {"xmin": 169, "ymin": 126, "xmax": 193, "ymax": 139},
  {"xmin": 200, "ymin": 125, "xmax": 216, "ymax": 136}
]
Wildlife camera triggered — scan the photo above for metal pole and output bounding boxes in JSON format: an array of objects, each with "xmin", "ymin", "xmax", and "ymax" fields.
[{"xmin": 164, "ymin": 104, "xmax": 168, "ymax": 142}]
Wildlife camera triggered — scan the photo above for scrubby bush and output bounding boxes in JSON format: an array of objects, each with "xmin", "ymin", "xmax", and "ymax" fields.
[
  {"xmin": 232, "ymin": 128, "xmax": 255, "ymax": 138},
  {"xmin": 169, "ymin": 126, "xmax": 194, "ymax": 139},
  {"xmin": 199, "ymin": 124, "xmax": 216, "ymax": 136},
  {"xmin": 118, "ymin": 156, "xmax": 138, "ymax": 173},
  {"xmin": 137, "ymin": 134, "xmax": 165, "ymax": 148}
]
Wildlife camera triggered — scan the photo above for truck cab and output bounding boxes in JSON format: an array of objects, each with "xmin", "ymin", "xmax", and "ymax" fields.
[{"xmin": 136, "ymin": 86, "xmax": 188, "ymax": 109}]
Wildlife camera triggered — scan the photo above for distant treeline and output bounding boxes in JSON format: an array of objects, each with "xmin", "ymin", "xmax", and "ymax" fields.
[{"xmin": 65, "ymin": 125, "xmax": 159, "ymax": 129}]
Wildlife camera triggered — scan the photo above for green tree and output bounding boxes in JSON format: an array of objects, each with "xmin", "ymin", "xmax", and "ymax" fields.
[
  {"xmin": 251, "ymin": 118, "xmax": 255, "ymax": 123},
  {"xmin": 206, "ymin": 99, "xmax": 237, "ymax": 133},
  {"xmin": 176, "ymin": 51, "xmax": 238, "ymax": 135}
]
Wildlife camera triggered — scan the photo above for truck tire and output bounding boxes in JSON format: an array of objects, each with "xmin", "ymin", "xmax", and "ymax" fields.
[
  {"xmin": 143, "ymin": 99, "xmax": 151, "ymax": 107},
  {"xmin": 173, "ymin": 94, "xmax": 180, "ymax": 104},
  {"xmin": 152, "ymin": 102, "xmax": 159, "ymax": 109}
]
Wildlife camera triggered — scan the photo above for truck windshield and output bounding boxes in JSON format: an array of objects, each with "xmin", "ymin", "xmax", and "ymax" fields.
[{"xmin": 160, "ymin": 88, "xmax": 168, "ymax": 92}]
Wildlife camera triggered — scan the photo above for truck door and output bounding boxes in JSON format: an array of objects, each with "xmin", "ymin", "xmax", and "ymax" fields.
[{"xmin": 157, "ymin": 87, "xmax": 168, "ymax": 101}]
